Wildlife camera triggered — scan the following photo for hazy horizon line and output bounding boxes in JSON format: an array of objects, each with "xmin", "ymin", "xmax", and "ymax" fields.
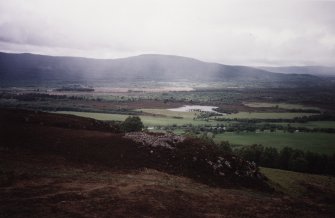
[{"xmin": 1, "ymin": 50, "xmax": 334, "ymax": 68}]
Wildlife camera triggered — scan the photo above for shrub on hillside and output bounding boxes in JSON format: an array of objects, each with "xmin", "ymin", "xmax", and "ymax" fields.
[{"xmin": 121, "ymin": 116, "xmax": 144, "ymax": 132}]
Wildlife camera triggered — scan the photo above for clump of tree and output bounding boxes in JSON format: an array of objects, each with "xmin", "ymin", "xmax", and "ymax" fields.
[
  {"xmin": 218, "ymin": 141, "xmax": 233, "ymax": 154},
  {"xmin": 121, "ymin": 116, "xmax": 144, "ymax": 132}
]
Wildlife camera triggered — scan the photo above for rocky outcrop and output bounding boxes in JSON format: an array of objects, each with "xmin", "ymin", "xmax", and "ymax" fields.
[
  {"xmin": 124, "ymin": 132, "xmax": 266, "ymax": 189},
  {"xmin": 124, "ymin": 132, "xmax": 185, "ymax": 149}
]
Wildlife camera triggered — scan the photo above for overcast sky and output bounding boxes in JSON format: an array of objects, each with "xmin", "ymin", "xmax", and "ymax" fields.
[{"xmin": 0, "ymin": 0, "xmax": 334, "ymax": 66}]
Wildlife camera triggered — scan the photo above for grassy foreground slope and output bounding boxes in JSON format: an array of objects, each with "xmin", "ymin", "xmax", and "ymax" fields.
[{"xmin": 262, "ymin": 167, "xmax": 335, "ymax": 199}]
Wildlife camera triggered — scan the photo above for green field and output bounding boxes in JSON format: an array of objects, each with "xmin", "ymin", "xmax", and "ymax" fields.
[
  {"xmin": 214, "ymin": 132, "xmax": 335, "ymax": 154},
  {"xmin": 139, "ymin": 108, "xmax": 197, "ymax": 119},
  {"xmin": 57, "ymin": 109, "xmax": 318, "ymax": 126},
  {"xmin": 244, "ymin": 102, "xmax": 319, "ymax": 110},
  {"xmin": 56, "ymin": 111, "xmax": 225, "ymax": 126},
  {"xmin": 261, "ymin": 167, "xmax": 335, "ymax": 197},
  {"xmin": 56, "ymin": 111, "xmax": 130, "ymax": 121},
  {"xmin": 224, "ymin": 112, "xmax": 318, "ymax": 119},
  {"xmin": 140, "ymin": 109, "xmax": 317, "ymax": 120},
  {"xmin": 56, "ymin": 110, "xmax": 335, "ymax": 154}
]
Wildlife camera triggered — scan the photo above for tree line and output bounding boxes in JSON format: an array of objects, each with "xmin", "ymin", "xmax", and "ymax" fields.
[
  {"xmin": 192, "ymin": 134, "xmax": 335, "ymax": 175},
  {"xmin": 221, "ymin": 143, "xmax": 335, "ymax": 175}
]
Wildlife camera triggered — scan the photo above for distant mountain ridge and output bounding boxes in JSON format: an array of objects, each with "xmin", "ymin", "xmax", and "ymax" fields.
[
  {"xmin": 0, "ymin": 52, "xmax": 327, "ymax": 87},
  {"xmin": 259, "ymin": 66, "xmax": 335, "ymax": 76}
]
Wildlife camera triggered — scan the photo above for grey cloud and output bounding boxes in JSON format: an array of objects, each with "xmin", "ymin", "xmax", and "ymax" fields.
[{"xmin": 0, "ymin": 0, "xmax": 334, "ymax": 66}]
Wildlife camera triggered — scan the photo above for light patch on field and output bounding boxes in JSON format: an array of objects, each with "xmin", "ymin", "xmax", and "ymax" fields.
[
  {"xmin": 168, "ymin": 105, "xmax": 219, "ymax": 113},
  {"xmin": 94, "ymin": 86, "xmax": 194, "ymax": 93}
]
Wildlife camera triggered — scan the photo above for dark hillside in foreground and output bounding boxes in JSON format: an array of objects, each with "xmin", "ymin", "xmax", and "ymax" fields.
[
  {"xmin": 1, "ymin": 109, "xmax": 334, "ymax": 217},
  {"xmin": 1, "ymin": 150, "xmax": 334, "ymax": 218},
  {"xmin": 0, "ymin": 52, "xmax": 326, "ymax": 87},
  {"xmin": 0, "ymin": 109, "xmax": 267, "ymax": 189}
]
